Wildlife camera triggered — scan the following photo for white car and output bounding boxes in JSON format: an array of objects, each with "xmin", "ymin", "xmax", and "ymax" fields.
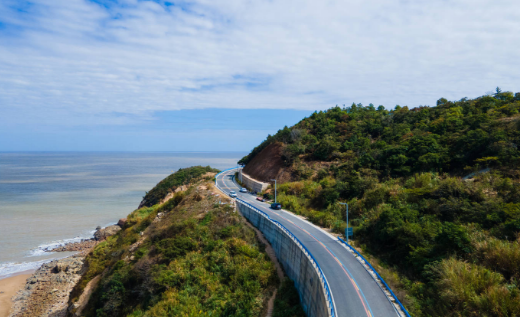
[
  {"xmin": 229, "ymin": 191, "xmax": 237, "ymax": 198},
  {"xmin": 240, "ymin": 188, "xmax": 247, "ymax": 193}
]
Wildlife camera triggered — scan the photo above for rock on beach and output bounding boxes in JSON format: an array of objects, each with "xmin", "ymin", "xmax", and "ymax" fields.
[
  {"xmin": 93, "ymin": 225, "xmax": 121, "ymax": 241},
  {"xmin": 49, "ymin": 240, "xmax": 97, "ymax": 253},
  {"xmin": 117, "ymin": 218, "xmax": 127, "ymax": 228}
]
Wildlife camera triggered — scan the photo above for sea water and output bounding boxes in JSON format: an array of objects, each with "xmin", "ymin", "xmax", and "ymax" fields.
[{"xmin": 0, "ymin": 152, "xmax": 244, "ymax": 278}]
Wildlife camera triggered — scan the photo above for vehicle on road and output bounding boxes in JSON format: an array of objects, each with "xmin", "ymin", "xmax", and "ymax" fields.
[
  {"xmin": 240, "ymin": 188, "xmax": 247, "ymax": 193},
  {"xmin": 256, "ymin": 197, "xmax": 265, "ymax": 202},
  {"xmin": 271, "ymin": 203, "xmax": 282, "ymax": 210},
  {"xmin": 229, "ymin": 191, "xmax": 237, "ymax": 198}
]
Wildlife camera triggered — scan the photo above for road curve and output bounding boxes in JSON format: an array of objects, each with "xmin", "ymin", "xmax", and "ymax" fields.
[{"xmin": 216, "ymin": 168, "xmax": 400, "ymax": 317}]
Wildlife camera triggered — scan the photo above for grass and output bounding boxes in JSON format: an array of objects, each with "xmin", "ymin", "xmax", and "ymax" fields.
[{"xmin": 432, "ymin": 257, "xmax": 520, "ymax": 316}]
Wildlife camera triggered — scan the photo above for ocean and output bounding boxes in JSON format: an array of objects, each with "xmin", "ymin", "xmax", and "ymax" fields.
[{"xmin": 0, "ymin": 152, "xmax": 245, "ymax": 279}]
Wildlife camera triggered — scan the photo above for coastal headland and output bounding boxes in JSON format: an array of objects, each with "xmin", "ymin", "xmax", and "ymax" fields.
[{"xmin": 0, "ymin": 166, "xmax": 301, "ymax": 317}]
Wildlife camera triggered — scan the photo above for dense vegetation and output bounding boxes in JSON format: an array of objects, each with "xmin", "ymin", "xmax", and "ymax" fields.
[
  {"xmin": 140, "ymin": 166, "xmax": 219, "ymax": 207},
  {"xmin": 272, "ymin": 278, "xmax": 306, "ymax": 317},
  {"xmin": 69, "ymin": 167, "xmax": 301, "ymax": 317},
  {"xmin": 241, "ymin": 89, "xmax": 520, "ymax": 316}
]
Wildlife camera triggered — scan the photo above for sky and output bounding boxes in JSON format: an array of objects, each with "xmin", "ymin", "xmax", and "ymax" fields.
[{"xmin": 0, "ymin": 0, "xmax": 519, "ymax": 151}]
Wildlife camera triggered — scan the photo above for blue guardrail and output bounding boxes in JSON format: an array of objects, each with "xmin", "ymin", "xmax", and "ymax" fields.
[
  {"xmin": 237, "ymin": 198, "xmax": 336, "ymax": 317},
  {"xmin": 215, "ymin": 168, "xmax": 336, "ymax": 317},
  {"xmin": 338, "ymin": 237, "xmax": 411, "ymax": 317}
]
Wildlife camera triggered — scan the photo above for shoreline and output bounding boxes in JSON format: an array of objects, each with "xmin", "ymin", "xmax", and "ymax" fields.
[
  {"xmin": 0, "ymin": 272, "xmax": 33, "ymax": 317},
  {"xmin": 0, "ymin": 269, "xmax": 36, "ymax": 281},
  {"xmin": 0, "ymin": 221, "xmax": 119, "ymax": 281},
  {"xmin": 0, "ymin": 222, "xmax": 123, "ymax": 317}
]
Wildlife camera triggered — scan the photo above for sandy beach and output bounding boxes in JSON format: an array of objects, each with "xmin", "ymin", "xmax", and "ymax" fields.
[{"xmin": 0, "ymin": 273, "xmax": 32, "ymax": 317}]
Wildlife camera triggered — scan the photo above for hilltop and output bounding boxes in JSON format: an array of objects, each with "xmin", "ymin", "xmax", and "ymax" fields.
[{"xmin": 239, "ymin": 89, "xmax": 520, "ymax": 316}]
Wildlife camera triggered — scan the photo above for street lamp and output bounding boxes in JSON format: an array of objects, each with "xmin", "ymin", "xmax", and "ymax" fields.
[
  {"xmin": 270, "ymin": 179, "xmax": 277, "ymax": 203},
  {"xmin": 339, "ymin": 202, "xmax": 350, "ymax": 244}
]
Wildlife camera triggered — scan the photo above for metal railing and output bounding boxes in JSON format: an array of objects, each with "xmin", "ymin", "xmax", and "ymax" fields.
[
  {"xmin": 214, "ymin": 168, "xmax": 335, "ymax": 317},
  {"xmin": 217, "ymin": 168, "xmax": 412, "ymax": 317},
  {"xmin": 237, "ymin": 199, "xmax": 336, "ymax": 317},
  {"xmin": 337, "ymin": 238, "xmax": 411, "ymax": 317}
]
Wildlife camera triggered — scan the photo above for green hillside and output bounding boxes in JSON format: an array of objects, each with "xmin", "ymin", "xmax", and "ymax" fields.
[
  {"xmin": 139, "ymin": 166, "xmax": 219, "ymax": 207},
  {"xmin": 240, "ymin": 88, "xmax": 520, "ymax": 316},
  {"xmin": 68, "ymin": 167, "xmax": 304, "ymax": 317}
]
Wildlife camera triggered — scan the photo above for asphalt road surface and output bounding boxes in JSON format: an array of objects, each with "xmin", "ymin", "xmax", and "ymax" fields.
[{"xmin": 216, "ymin": 168, "xmax": 400, "ymax": 317}]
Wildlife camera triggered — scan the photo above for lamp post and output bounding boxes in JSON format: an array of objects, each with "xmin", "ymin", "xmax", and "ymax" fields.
[
  {"xmin": 270, "ymin": 179, "xmax": 277, "ymax": 203},
  {"xmin": 339, "ymin": 202, "xmax": 349, "ymax": 244}
]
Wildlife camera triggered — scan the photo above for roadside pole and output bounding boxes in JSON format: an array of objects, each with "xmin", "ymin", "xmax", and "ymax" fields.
[
  {"xmin": 270, "ymin": 179, "xmax": 277, "ymax": 203},
  {"xmin": 339, "ymin": 202, "xmax": 349, "ymax": 244}
]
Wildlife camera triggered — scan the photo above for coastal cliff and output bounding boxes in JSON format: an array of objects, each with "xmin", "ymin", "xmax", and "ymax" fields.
[
  {"xmin": 7, "ymin": 166, "xmax": 304, "ymax": 317},
  {"xmin": 67, "ymin": 167, "xmax": 280, "ymax": 316}
]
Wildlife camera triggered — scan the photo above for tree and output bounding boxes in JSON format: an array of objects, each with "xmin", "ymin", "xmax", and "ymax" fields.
[{"xmin": 313, "ymin": 135, "xmax": 340, "ymax": 160}]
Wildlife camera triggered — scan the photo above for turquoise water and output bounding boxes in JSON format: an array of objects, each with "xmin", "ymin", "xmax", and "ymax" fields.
[{"xmin": 0, "ymin": 152, "xmax": 244, "ymax": 278}]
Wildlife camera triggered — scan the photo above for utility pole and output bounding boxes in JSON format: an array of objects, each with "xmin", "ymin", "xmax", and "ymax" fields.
[
  {"xmin": 270, "ymin": 179, "xmax": 277, "ymax": 203},
  {"xmin": 339, "ymin": 202, "xmax": 349, "ymax": 244}
]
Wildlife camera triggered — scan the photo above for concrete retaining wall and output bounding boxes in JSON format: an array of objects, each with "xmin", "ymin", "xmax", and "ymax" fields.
[
  {"xmin": 239, "ymin": 170, "xmax": 269, "ymax": 193},
  {"xmin": 237, "ymin": 200, "xmax": 334, "ymax": 317}
]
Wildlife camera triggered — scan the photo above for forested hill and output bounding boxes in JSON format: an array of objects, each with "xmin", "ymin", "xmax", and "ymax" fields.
[
  {"xmin": 239, "ymin": 89, "xmax": 520, "ymax": 316},
  {"xmin": 240, "ymin": 88, "xmax": 520, "ymax": 179}
]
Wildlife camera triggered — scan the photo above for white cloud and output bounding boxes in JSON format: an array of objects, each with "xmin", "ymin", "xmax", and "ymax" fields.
[{"xmin": 0, "ymin": 0, "xmax": 519, "ymax": 126}]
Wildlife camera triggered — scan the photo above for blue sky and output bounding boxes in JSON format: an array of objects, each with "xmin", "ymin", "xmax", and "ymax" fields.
[
  {"xmin": 0, "ymin": 109, "xmax": 313, "ymax": 151},
  {"xmin": 1, "ymin": 0, "xmax": 519, "ymax": 151}
]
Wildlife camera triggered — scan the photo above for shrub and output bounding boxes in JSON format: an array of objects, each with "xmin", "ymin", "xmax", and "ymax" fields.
[
  {"xmin": 433, "ymin": 258, "xmax": 520, "ymax": 316},
  {"xmin": 272, "ymin": 278, "xmax": 305, "ymax": 317},
  {"xmin": 78, "ymin": 172, "xmax": 281, "ymax": 317},
  {"xmin": 472, "ymin": 235, "xmax": 520, "ymax": 280},
  {"xmin": 141, "ymin": 166, "xmax": 218, "ymax": 207}
]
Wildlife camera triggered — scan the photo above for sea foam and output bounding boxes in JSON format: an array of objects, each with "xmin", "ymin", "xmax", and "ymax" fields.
[
  {"xmin": 27, "ymin": 230, "xmax": 96, "ymax": 257},
  {"xmin": 0, "ymin": 258, "xmax": 62, "ymax": 279},
  {"xmin": 1, "ymin": 229, "xmax": 99, "ymax": 279}
]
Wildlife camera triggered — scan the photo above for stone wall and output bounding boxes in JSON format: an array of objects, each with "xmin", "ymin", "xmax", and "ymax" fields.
[
  {"xmin": 238, "ymin": 170, "xmax": 269, "ymax": 193},
  {"xmin": 237, "ymin": 200, "xmax": 333, "ymax": 317}
]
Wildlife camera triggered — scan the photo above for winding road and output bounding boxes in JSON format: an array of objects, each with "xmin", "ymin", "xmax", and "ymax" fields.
[{"xmin": 216, "ymin": 168, "xmax": 400, "ymax": 317}]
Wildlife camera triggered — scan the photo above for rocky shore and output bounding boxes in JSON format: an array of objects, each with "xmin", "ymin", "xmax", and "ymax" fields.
[
  {"xmin": 8, "ymin": 220, "xmax": 125, "ymax": 317},
  {"xmin": 48, "ymin": 241, "xmax": 98, "ymax": 254},
  {"xmin": 9, "ymin": 257, "xmax": 85, "ymax": 317},
  {"xmin": 47, "ymin": 222, "xmax": 124, "ymax": 254}
]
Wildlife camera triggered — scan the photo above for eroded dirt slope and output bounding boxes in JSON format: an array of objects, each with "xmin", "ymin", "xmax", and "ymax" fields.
[{"xmin": 242, "ymin": 142, "xmax": 292, "ymax": 183}]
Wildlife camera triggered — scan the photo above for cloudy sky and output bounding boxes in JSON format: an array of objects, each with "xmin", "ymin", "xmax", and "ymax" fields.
[{"xmin": 1, "ymin": 0, "xmax": 519, "ymax": 151}]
